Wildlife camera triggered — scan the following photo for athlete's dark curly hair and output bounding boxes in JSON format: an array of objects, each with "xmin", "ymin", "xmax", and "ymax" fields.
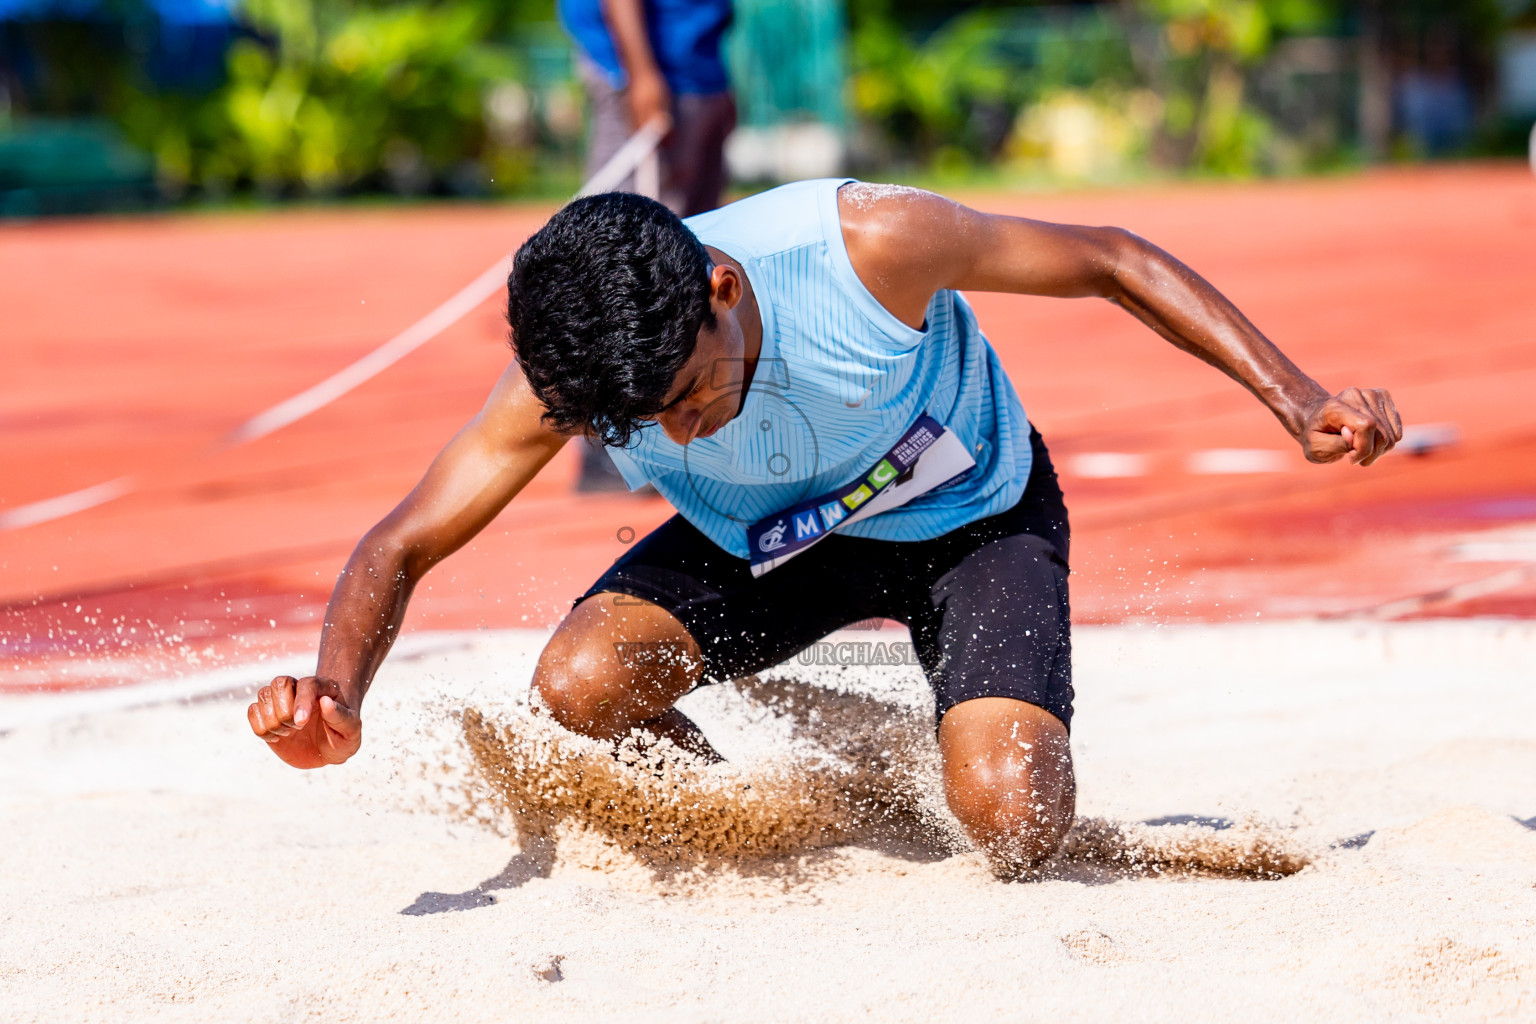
[{"xmin": 507, "ymin": 192, "xmax": 716, "ymax": 447}]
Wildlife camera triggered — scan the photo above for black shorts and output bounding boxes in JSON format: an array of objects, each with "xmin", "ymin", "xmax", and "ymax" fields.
[{"xmin": 577, "ymin": 429, "xmax": 1073, "ymax": 730}]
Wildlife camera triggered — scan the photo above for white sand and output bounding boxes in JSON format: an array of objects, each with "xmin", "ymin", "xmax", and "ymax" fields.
[{"xmin": 2, "ymin": 621, "xmax": 1534, "ymax": 1022}]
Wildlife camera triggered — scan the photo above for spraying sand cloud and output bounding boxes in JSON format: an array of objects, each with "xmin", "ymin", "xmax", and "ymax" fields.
[{"xmin": 461, "ymin": 673, "xmax": 1316, "ymax": 885}]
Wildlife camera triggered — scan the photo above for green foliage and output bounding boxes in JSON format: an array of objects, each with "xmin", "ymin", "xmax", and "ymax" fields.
[
  {"xmin": 106, "ymin": 0, "xmax": 567, "ymax": 198},
  {"xmin": 850, "ymin": 7, "xmax": 1138, "ymax": 168},
  {"xmin": 1121, "ymin": 0, "xmax": 1335, "ymax": 175},
  {"xmin": 14, "ymin": 0, "xmax": 1530, "ymax": 200},
  {"xmin": 852, "ymin": 12, "xmax": 1008, "ymax": 139},
  {"xmin": 849, "ymin": 0, "xmax": 1519, "ymax": 180},
  {"xmin": 1135, "ymin": 0, "xmax": 1331, "ymax": 61}
]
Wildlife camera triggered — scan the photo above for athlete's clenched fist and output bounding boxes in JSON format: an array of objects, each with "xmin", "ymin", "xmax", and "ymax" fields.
[
  {"xmin": 1297, "ymin": 387, "xmax": 1402, "ymax": 467},
  {"xmin": 248, "ymin": 674, "xmax": 361, "ymax": 769}
]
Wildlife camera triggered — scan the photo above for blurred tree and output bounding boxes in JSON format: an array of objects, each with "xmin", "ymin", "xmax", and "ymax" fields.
[
  {"xmin": 848, "ymin": 0, "xmax": 1526, "ymax": 179},
  {"xmin": 1118, "ymin": 0, "xmax": 1334, "ymax": 175},
  {"xmin": 1349, "ymin": 0, "xmax": 1512, "ymax": 159},
  {"xmin": 132, "ymin": 0, "xmax": 544, "ymax": 196},
  {"xmin": 4, "ymin": 0, "xmax": 577, "ymax": 200},
  {"xmin": 848, "ymin": 3, "xmax": 1137, "ymax": 172},
  {"xmin": 851, "ymin": 9, "xmax": 1010, "ymax": 163},
  {"xmin": 7, "ymin": 0, "xmax": 1529, "ymax": 204}
]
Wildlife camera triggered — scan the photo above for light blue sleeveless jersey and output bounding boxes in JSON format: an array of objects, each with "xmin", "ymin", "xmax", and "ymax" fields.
[{"xmin": 607, "ymin": 178, "xmax": 1033, "ymax": 559}]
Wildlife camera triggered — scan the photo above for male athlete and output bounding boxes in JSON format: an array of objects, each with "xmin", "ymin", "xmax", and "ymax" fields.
[{"xmin": 247, "ymin": 180, "xmax": 1401, "ymax": 875}]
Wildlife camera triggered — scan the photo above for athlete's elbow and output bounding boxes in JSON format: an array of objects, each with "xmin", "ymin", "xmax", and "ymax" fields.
[
  {"xmin": 1092, "ymin": 226, "xmax": 1153, "ymax": 300},
  {"xmin": 346, "ymin": 525, "xmax": 419, "ymax": 587},
  {"xmin": 398, "ymin": 536, "xmax": 451, "ymax": 584}
]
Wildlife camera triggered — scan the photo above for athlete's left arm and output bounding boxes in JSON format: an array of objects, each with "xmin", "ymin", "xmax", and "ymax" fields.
[{"xmin": 837, "ymin": 184, "xmax": 1402, "ymax": 466}]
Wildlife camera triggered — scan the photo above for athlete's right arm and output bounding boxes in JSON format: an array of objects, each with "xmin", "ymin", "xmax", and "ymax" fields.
[{"xmin": 247, "ymin": 363, "xmax": 568, "ymax": 769}]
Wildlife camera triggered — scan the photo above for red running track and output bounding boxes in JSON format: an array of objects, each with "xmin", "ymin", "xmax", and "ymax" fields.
[{"xmin": 3, "ymin": 164, "xmax": 1535, "ymax": 690}]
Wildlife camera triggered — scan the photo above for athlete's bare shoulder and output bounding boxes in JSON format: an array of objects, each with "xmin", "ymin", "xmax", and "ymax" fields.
[
  {"xmin": 835, "ymin": 182, "xmax": 981, "ymax": 328},
  {"xmin": 836, "ymin": 182, "xmax": 970, "ymax": 258},
  {"xmin": 837, "ymin": 182, "xmax": 1140, "ymax": 305},
  {"xmin": 836, "ymin": 180, "xmax": 936, "ymax": 216}
]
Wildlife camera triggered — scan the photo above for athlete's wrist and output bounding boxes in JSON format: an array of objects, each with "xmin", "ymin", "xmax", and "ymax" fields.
[
  {"xmin": 312, "ymin": 652, "xmax": 368, "ymax": 710},
  {"xmin": 1268, "ymin": 377, "xmax": 1332, "ymax": 440}
]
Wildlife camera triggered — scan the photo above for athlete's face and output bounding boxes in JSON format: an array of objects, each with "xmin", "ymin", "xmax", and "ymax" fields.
[{"xmin": 648, "ymin": 264, "xmax": 754, "ymax": 445}]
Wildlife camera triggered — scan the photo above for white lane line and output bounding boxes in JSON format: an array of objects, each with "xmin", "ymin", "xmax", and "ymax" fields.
[
  {"xmin": 1186, "ymin": 448, "xmax": 1292, "ymax": 474},
  {"xmin": 576, "ymin": 119, "xmax": 666, "ymax": 197},
  {"xmin": 1365, "ymin": 525, "xmax": 1536, "ymax": 619},
  {"xmin": 1445, "ymin": 524, "xmax": 1536, "ymax": 564},
  {"xmin": 1069, "ymin": 452, "xmax": 1149, "ymax": 479},
  {"xmin": 224, "ymin": 258, "xmax": 510, "ymax": 445},
  {"xmin": 0, "ymin": 122, "xmax": 667, "ymax": 533},
  {"xmin": 1450, "ymin": 540, "xmax": 1536, "ymax": 562},
  {"xmin": 0, "ymin": 477, "xmax": 134, "ymax": 531},
  {"xmin": 1399, "ymin": 421, "xmax": 1460, "ymax": 456},
  {"xmin": 229, "ymin": 118, "xmax": 667, "ymax": 446},
  {"xmin": 1367, "ymin": 565, "xmax": 1536, "ymax": 620}
]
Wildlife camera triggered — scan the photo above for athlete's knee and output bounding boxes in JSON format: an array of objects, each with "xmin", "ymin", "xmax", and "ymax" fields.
[
  {"xmin": 939, "ymin": 701, "xmax": 1076, "ymax": 876},
  {"xmin": 948, "ymin": 782, "xmax": 1074, "ymax": 875},
  {"xmin": 531, "ymin": 631, "xmax": 619, "ymax": 736}
]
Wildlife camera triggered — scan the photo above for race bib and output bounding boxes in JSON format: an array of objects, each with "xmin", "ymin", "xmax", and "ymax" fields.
[{"xmin": 746, "ymin": 415, "xmax": 977, "ymax": 577}]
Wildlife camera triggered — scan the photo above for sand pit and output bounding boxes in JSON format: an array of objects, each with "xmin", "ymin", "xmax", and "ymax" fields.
[{"xmin": 2, "ymin": 620, "xmax": 1535, "ymax": 1021}]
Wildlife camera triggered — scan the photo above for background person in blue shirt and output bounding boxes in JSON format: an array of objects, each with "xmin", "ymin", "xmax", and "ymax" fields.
[
  {"xmin": 561, "ymin": 0, "xmax": 735, "ymax": 220},
  {"xmin": 561, "ymin": 0, "xmax": 737, "ymax": 491}
]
